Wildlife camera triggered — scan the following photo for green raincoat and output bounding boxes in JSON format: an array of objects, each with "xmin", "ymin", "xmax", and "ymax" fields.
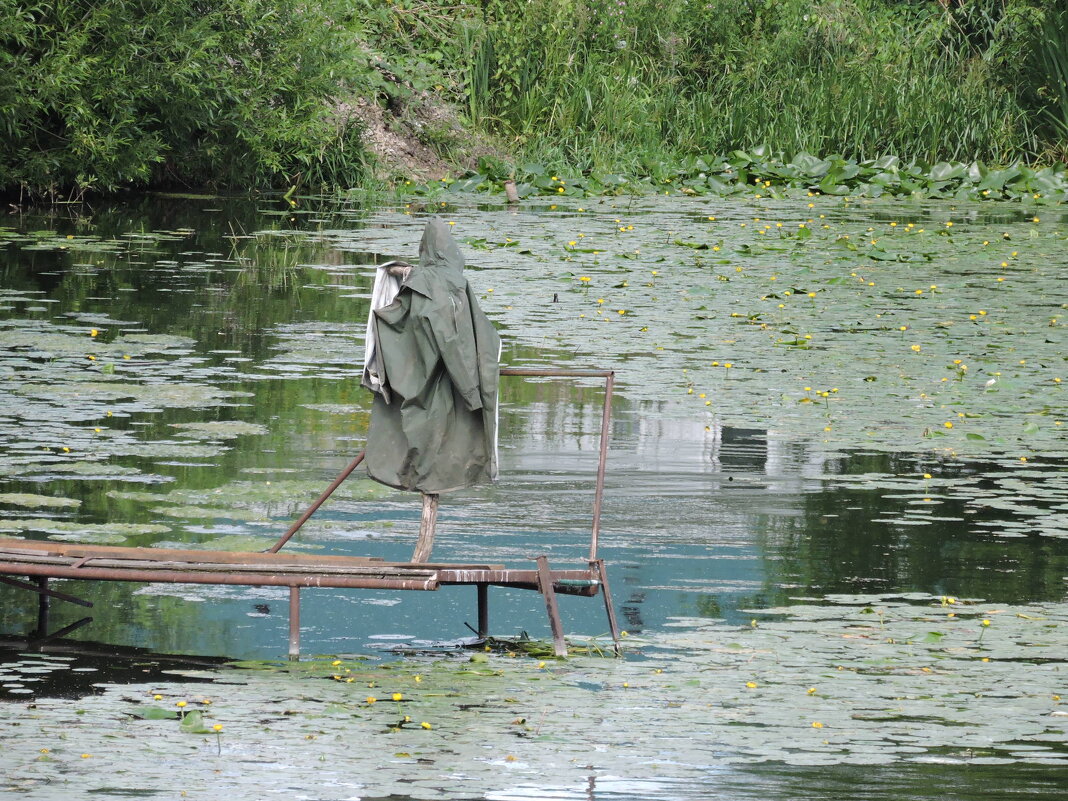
[{"xmin": 362, "ymin": 218, "xmax": 500, "ymax": 493}]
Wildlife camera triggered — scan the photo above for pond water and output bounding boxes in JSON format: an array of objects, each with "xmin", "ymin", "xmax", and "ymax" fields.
[{"xmin": 0, "ymin": 192, "xmax": 1065, "ymax": 799}]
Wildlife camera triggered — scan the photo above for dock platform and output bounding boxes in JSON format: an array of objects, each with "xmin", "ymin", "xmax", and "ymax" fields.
[{"xmin": 0, "ymin": 369, "xmax": 621, "ymax": 658}]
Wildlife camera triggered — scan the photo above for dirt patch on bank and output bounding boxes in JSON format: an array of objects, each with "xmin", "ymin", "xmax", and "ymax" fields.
[{"xmin": 338, "ymin": 89, "xmax": 502, "ymax": 182}]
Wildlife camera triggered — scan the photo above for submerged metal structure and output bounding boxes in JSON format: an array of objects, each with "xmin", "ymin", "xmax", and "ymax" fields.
[{"xmin": 0, "ymin": 368, "xmax": 620, "ymax": 659}]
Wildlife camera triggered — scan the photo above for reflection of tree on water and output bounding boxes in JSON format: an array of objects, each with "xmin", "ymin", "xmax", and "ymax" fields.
[
  {"xmin": 0, "ymin": 579, "xmax": 276, "ymax": 659},
  {"xmin": 619, "ymin": 589, "xmax": 645, "ymax": 631},
  {"xmin": 0, "ymin": 640, "xmax": 224, "ymax": 701},
  {"xmin": 715, "ymin": 760, "xmax": 1068, "ymax": 801},
  {"xmin": 530, "ymin": 757, "xmax": 1068, "ymax": 801},
  {"xmin": 763, "ymin": 452, "xmax": 1068, "ymax": 606},
  {"xmin": 606, "ymin": 411, "xmax": 1068, "ymax": 623}
]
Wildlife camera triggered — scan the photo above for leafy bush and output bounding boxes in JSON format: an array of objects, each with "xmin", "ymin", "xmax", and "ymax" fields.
[
  {"xmin": 411, "ymin": 148, "xmax": 1068, "ymax": 202},
  {"xmin": 0, "ymin": 0, "xmax": 368, "ymax": 196},
  {"xmin": 4, "ymin": 0, "xmax": 1063, "ymax": 197}
]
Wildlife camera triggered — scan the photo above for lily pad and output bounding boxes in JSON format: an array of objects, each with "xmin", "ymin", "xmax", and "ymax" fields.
[
  {"xmin": 169, "ymin": 421, "xmax": 270, "ymax": 438},
  {"xmin": 0, "ymin": 520, "xmax": 169, "ymax": 538},
  {"xmin": 0, "ymin": 493, "xmax": 81, "ymax": 509}
]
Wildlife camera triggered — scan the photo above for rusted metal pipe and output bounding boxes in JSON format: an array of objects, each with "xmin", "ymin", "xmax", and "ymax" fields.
[
  {"xmin": 591, "ymin": 559, "xmax": 622, "ymax": 654},
  {"xmin": 289, "ymin": 587, "xmax": 301, "ymax": 661},
  {"xmin": 268, "ymin": 451, "xmax": 365, "ymax": 553},
  {"xmin": 499, "ymin": 368, "xmax": 613, "ymax": 378},
  {"xmin": 590, "ymin": 371, "xmax": 613, "ymax": 561},
  {"xmin": 0, "ymin": 562, "xmax": 438, "ymax": 590},
  {"xmin": 435, "ymin": 568, "xmax": 596, "ymax": 585},
  {"xmin": 536, "ymin": 556, "xmax": 567, "ymax": 657},
  {"xmin": 0, "ymin": 539, "xmax": 383, "ymax": 566}
]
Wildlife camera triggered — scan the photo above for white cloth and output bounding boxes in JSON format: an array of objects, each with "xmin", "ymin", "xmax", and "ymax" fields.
[{"xmin": 362, "ymin": 262, "xmax": 403, "ymax": 398}]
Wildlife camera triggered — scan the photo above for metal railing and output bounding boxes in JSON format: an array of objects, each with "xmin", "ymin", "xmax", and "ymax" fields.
[
  {"xmin": 499, "ymin": 368, "xmax": 614, "ymax": 562},
  {"xmin": 270, "ymin": 367, "xmax": 616, "ymax": 561}
]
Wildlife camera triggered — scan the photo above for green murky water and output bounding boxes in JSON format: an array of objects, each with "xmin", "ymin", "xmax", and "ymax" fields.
[{"xmin": 0, "ymin": 193, "xmax": 1065, "ymax": 799}]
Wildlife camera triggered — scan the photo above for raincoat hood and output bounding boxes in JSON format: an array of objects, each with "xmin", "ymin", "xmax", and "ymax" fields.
[{"xmin": 406, "ymin": 218, "xmax": 467, "ymax": 294}]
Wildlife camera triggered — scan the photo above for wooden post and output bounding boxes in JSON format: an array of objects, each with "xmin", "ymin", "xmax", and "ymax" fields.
[
  {"xmin": 411, "ymin": 493, "xmax": 439, "ymax": 563},
  {"xmin": 536, "ymin": 555, "xmax": 567, "ymax": 658},
  {"xmin": 288, "ymin": 587, "xmax": 301, "ymax": 661}
]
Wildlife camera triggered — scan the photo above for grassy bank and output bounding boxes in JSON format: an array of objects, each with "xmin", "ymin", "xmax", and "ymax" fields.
[
  {"xmin": 462, "ymin": 1, "xmax": 1065, "ymax": 168},
  {"xmin": 3, "ymin": 0, "xmax": 1066, "ymax": 197}
]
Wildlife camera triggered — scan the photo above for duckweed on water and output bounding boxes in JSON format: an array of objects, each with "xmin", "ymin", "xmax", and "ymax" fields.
[
  {"xmin": 256, "ymin": 194, "xmax": 1067, "ymax": 460},
  {"xmin": 0, "ymin": 493, "xmax": 80, "ymax": 509},
  {"xmin": 169, "ymin": 421, "xmax": 270, "ymax": 439},
  {"xmin": 1, "ymin": 594, "xmax": 1063, "ymax": 797},
  {"xmin": 149, "ymin": 505, "xmax": 266, "ymax": 522},
  {"xmin": 3, "ymin": 195, "xmax": 1064, "ymax": 529},
  {"xmin": 0, "ymin": 195, "xmax": 1065, "ymax": 798},
  {"xmin": 150, "ymin": 533, "xmax": 319, "ymax": 552},
  {"xmin": 0, "ymin": 520, "xmax": 169, "ymax": 540},
  {"xmin": 0, "ymin": 461, "xmax": 164, "ymax": 484},
  {"xmin": 109, "ymin": 478, "xmax": 392, "ymax": 514}
]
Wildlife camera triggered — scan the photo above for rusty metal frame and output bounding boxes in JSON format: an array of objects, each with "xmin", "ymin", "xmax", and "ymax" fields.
[
  {"xmin": 0, "ymin": 367, "xmax": 619, "ymax": 659},
  {"xmin": 497, "ymin": 367, "xmax": 615, "ymax": 563}
]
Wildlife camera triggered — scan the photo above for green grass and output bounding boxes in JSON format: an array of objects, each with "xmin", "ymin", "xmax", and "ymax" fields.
[{"xmin": 455, "ymin": 0, "xmax": 1057, "ymax": 172}]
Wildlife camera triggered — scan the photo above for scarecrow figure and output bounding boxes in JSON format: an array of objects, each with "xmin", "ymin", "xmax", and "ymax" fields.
[{"xmin": 362, "ymin": 218, "xmax": 500, "ymax": 561}]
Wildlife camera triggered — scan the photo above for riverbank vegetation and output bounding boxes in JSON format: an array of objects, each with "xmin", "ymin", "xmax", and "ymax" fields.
[
  {"xmin": 2, "ymin": 0, "xmax": 1066, "ymax": 197},
  {"xmin": 458, "ymin": 0, "xmax": 1067, "ymax": 172},
  {"xmin": 0, "ymin": 0, "xmax": 369, "ymax": 196}
]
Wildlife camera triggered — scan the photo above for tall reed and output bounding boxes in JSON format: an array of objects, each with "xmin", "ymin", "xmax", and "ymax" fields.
[
  {"xmin": 461, "ymin": 0, "xmax": 1053, "ymax": 170},
  {"xmin": 1033, "ymin": 6, "xmax": 1068, "ymax": 147}
]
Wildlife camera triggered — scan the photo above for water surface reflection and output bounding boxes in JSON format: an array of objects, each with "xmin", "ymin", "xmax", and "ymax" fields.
[{"xmin": 1, "ymin": 195, "xmax": 1066, "ymax": 801}]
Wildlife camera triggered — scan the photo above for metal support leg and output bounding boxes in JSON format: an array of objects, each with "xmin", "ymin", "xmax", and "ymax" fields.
[
  {"xmin": 591, "ymin": 559, "xmax": 622, "ymax": 655},
  {"xmin": 477, "ymin": 584, "xmax": 489, "ymax": 638},
  {"xmin": 35, "ymin": 577, "xmax": 49, "ymax": 639},
  {"xmin": 288, "ymin": 587, "xmax": 301, "ymax": 661},
  {"xmin": 29, "ymin": 617, "xmax": 92, "ymax": 647},
  {"xmin": 269, "ymin": 451, "xmax": 365, "ymax": 553},
  {"xmin": 0, "ymin": 574, "xmax": 93, "ymax": 607},
  {"xmin": 536, "ymin": 556, "xmax": 567, "ymax": 658}
]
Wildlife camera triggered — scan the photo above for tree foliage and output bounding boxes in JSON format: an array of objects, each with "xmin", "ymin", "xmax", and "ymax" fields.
[{"xmin": 0, "ymin": 0, "xmax": 367, "ymax": 196}]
